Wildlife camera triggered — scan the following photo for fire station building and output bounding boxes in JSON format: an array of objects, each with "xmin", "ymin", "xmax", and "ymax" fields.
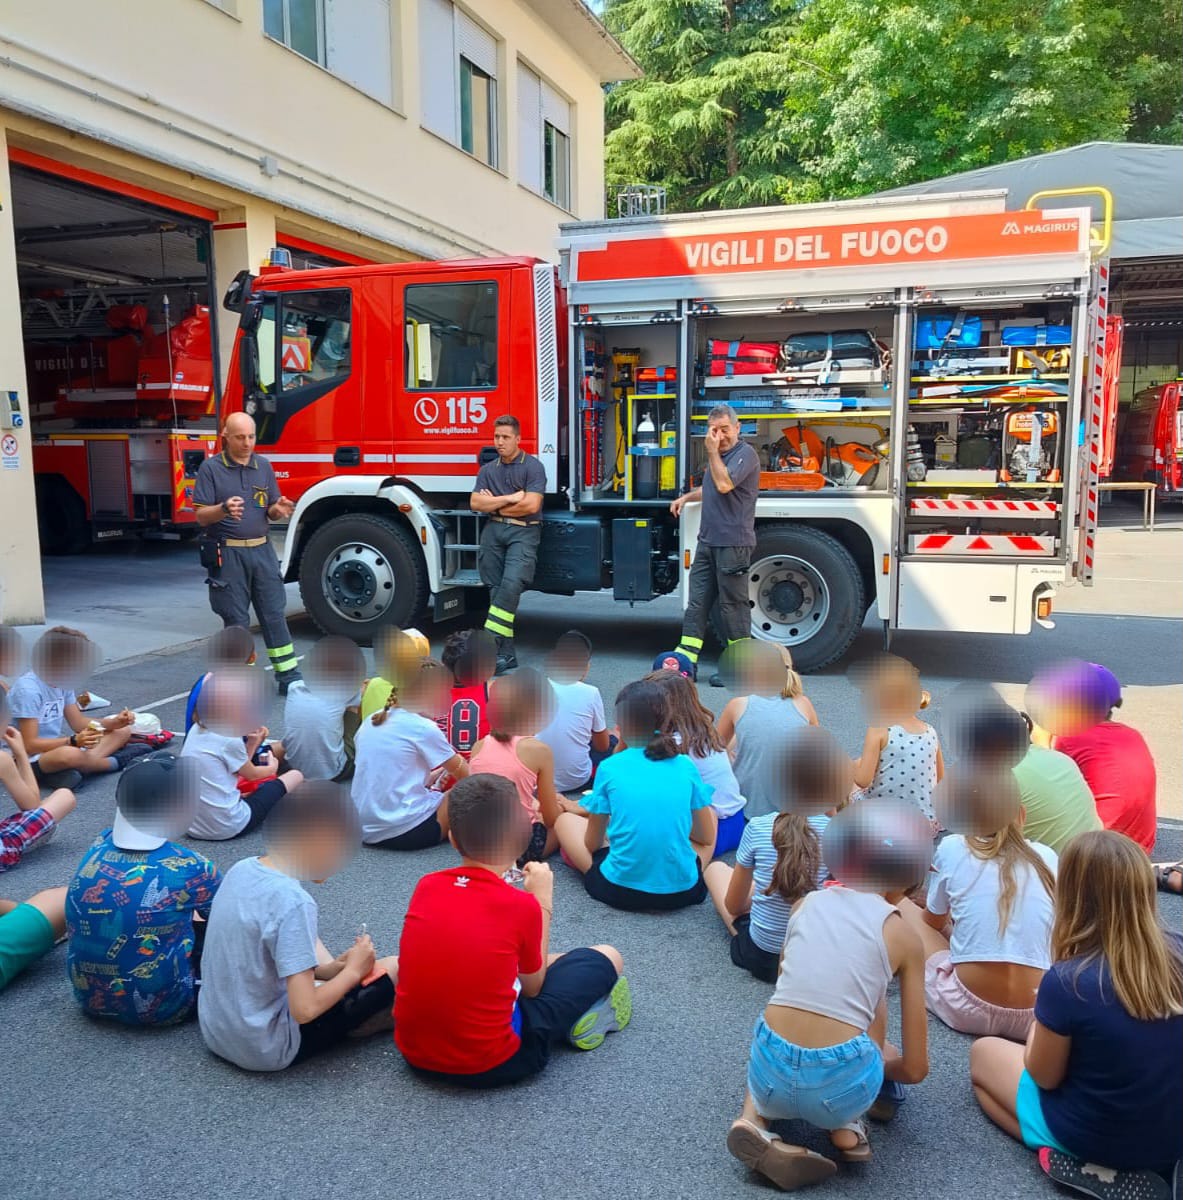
[{"xmin": 0, "ymin": 0, "xmax": 637, "ymax": 624}]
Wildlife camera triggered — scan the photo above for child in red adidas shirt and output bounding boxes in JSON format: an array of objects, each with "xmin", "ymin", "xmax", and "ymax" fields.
[{"xmin": 394, "ymin": 773, "xmax": 630, "ymax": 1087}]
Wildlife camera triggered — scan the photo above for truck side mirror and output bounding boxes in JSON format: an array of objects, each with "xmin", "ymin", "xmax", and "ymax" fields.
[{"xmin": 223, "ymin": 269, "xmax": 254, "ymax": 314}]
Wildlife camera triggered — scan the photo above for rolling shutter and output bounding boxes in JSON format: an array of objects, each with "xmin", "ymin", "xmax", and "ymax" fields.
[
  {"xmin": 325, "ymin": 0, "xmax": 393, "ymax": 103},
  {"xmin": 420, "ymin": 0, "xmax": 457, "ymax": 138},
  {"xmin": 518, "ymin": 64, "xmax": 542, "ymax": 193},
  {"xmin": 455, "ymin": 8, "xmax": 496, "ymax": 76}
]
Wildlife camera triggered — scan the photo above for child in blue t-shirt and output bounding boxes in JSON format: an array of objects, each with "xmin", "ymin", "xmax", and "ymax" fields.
[
  {"xmin": 554, "ymin": 679, "xmax": 714, "ymax": 911},
  {"xmin": 705, "ymin": 726, "xmax": 847, "ymax": 984},
  {"xmin": 970, "ymin": 829, "xmax": 1183, "ymax": 1196}
]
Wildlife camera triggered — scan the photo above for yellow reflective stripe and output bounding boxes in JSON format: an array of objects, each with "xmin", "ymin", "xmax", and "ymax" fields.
[
  {"xmin": 675, "ymin": 644, "xmax": 701, "ymax": 663},
  {"xmin": 267, "ymin": 644, "xmax": 295, "ymax": 658},
  {"xmin": 484, "ymin": 617, "xmax": 514, "ymax": 637},
  {"xmin": 272, "ymin": 658, "xmax": 300, "ymax": 673},
  {"xmin": 679, "ymin": 636, "xmax": 704, "ymax": 649},
  {"xmin": 487, "ymin": 605, "xmax": 515, "ymax": 623}
]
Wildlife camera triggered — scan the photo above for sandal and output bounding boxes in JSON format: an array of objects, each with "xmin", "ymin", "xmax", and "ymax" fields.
[
  {"xmin": 1038, "ymin": 1149, "xmax": 1170, "ymax": 1199},
  {"xmin": 833, "ymin": 1118, "xmax": 872, "ymax": 1163},
  {"xmin": 727, "ymin": 1119, "xmax": 837, "ymax": 1191},
  {"xmin": 1154, "ymin": 863, "xmax": 1183, "ymax": 895}
]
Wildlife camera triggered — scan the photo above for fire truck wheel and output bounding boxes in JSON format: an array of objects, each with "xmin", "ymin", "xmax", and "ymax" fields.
[
  {"xmin": 35, "ymin": 475, "xmax": 90, "ymax": 556},
  {"xmin": 713, "ymin": 524, "xmax": 865, "ymax": 673},
  {"xmin": 299, "ymin": 513, "xmax": 428, "ymax": 642}
]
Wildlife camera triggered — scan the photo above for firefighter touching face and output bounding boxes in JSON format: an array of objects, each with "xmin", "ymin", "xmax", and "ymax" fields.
[
  {"xmin": 671, "ymin": 404, "xmax": 760, "ymax": 686},
  {"xmin": 192, "ymin": 412, "xmax": 301, "ymax": 693},
  {"xmin": 470, "ymin": 414, "xmax": 547, "ymax": 676}
]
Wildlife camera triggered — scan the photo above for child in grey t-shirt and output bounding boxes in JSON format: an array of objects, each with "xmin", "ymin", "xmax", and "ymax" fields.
[{"xmin": 198, "ymin": 782, "xmax": 397, "ymax": 1071}]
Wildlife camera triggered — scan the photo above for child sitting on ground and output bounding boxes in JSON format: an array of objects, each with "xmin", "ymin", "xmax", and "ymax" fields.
[
  {"xmin": 470, "ymin": 668, "xmax": 561, "ymax": 862},
  {"xmin": 704, "ymin": 726, "xmax": 845, "ymax": 984},
  {"xmin": 716, "ymin": 641, "xmax": 819, "ymax": 820},
  {"xmin": 970, "ymin": 830, "xmax": 1182, "ymax": 1200},
  {"xmin": 358, "ymin": 627, "xmax": 430, "ymax": 723},
  {"xmin": 646, "ymin": 669, "xmax": 744, "ymax": 860},
  {"xmin": 9, "ymin": 626, "xmax": 150, "ymax": 786},
  {"xmin": 185, "ymin": 626, "xmax": 256, "ymax": 732},
  {"xmin": 181, "ymin": 671, "xmax": 304, "ymax": 840},
  {"xmin": 352, "ymin": 659, "xmax": 468, "ymax": 849},
  {"xmin": 726, "ymin": 801, "xmax": 932, "ymax": 1191},
  {"xmin": 281, "ymin": 636, "xmax": 365, "ymax": 782},
  {"xmin": 537, "ymin": 630, "xmax": 612, "ymax": 793},
  {"xmin": 199, "ymin": 781, "xmax": 398, "ymax": 1071},
  {"xmin": 0, "ymin": 689, "xmax": 76, "ymax": 873},
  {"xmin": 1030, "ymin": 661, "xmax": 1158, "ymax": 853},
  {"xmin": 852, "ymin": 654, "xmax": 943, "ymax": 826},
  {"xmin": 0, "ymin": 884, "xmax": 66, "ymax": 992},
  {"xmin": 66, "ymin": 752, "xmax": 221, "ymax": 1025},
  {"xmin": 555, "ymin": 679, "xmax": 714, "ymax": 912},
  {"xmin": 395, "ymin": 772, "xmax": 629, "ymax": 1087},
  {"xmin": 898, "ymin": 770, "xmax": 1056, "ymax": 1042},
  {"xmin": 439, "ymin": 628, "xmax": 496, "ymax": 757}
]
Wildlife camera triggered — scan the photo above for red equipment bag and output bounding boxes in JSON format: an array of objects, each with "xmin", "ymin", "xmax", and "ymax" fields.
[
  {"xmin": 707, "ymin": 339, "xmax": 779, "ymax": 378},
  {"xmin": 635, "ymin": 365, "xmax": 678, "ymax": 393}
]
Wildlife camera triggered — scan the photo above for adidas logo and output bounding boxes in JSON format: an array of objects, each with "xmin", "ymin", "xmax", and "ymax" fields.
[{"xmin": 454, "ymin": 875, "xmax": 470, "ymax": 888}]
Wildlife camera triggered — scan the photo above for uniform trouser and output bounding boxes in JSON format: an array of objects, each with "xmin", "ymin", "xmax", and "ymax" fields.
[
  {"xmin": 478, "ymin": 521, "xmax": 541, "ymax": 641},
  {"xmin": 206, "ymin": 543, "xmax": 300, "ymax": 678},
  {"xmin": 677, "ymin": 544, "xmax": 752, "ymax": 663}
]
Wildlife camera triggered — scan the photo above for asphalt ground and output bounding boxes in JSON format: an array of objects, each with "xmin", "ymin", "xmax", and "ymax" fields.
[{"xmin": 2, "ymin": 578, "xmax": 1181, "ymax": 1200}]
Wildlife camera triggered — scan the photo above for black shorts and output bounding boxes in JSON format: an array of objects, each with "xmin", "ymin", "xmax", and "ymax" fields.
[
  {"xmin": 241, "ymin": 778, "xmax": 289, "ymax": 834},
  {"xmin": 729, "ymin": 914, "xmax": 781, "ymax": 984},
  {"xmin": 517, "ymin": 820, "xmax": 549, "ymax": 866},
  {"xmin": 407, "ymin": 947, "xmax": 618, "ymax": 1089},
  {"xmin": 292, "ymin": 973, "xmax": 395, "ymax": 1064},
  {"xmin": 368, "ymin": 811, "xmax": 444, "ymax": 851},
  {"xmin": 583, "ymin": 847, "xmax": 707, "ymax": 913}
]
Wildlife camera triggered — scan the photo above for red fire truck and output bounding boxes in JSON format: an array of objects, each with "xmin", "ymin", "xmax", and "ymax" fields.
[
  {"xmin": 221, "ymin": 188, "xmax": 1115, "ymax": 670},
  {"xmin": 1114, "ymin": 380, "xmax": 1183, "ymax": 498}
]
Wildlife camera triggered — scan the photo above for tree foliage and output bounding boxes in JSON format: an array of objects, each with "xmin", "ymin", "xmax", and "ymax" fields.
[{"xmin": 602, "ymin": 0, "xmax": 1182, "ymax": 211}]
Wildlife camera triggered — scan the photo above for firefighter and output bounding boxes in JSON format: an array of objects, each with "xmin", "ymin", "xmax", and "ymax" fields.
[
  {"xmin": 470, "ymin": 414, "xmax": 546, "ymax": 675},
  {"xmin": 671, "ymin": 403, "xmax": 759, "ymax": 686},
  {"xmin": 192, "ymin": 412, "xmax": 302, "ymax": 694}
]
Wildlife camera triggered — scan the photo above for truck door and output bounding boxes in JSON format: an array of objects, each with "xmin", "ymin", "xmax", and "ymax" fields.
[{"xmin": 395, "ymin": 269, "xmax": 515, "ymax": 491}]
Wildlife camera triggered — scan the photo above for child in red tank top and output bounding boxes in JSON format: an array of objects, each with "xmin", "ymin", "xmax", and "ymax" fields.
[{"xmin": 440, "ymin": 630, "xmax": 496, "ymax": 758}]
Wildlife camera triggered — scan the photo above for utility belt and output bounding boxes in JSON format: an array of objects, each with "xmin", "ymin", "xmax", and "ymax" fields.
[
  {"xmin": 489, "ymin": 516, "xmax": 540, "ymax": 528},
  {"xmin": 199, "ymin": 533, "xmax": 267, "ymax": 570}
]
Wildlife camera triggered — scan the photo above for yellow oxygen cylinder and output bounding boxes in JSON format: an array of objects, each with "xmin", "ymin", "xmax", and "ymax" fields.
[{"xmin": 660, "ymin": 420, "xmax": 677, "ymax": 492}]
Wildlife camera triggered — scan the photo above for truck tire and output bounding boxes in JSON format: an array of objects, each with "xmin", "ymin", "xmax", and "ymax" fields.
[
  {"xmin": 299, "ymin": 513, "xmax": 428, "ymax": 643},
  {"xmin": 35, "ymin": 476, "xmax": 90, "ymax": 555},
  {"xmin": 712, "ymin": 524, "xmax": 866, "ymax": 673}
]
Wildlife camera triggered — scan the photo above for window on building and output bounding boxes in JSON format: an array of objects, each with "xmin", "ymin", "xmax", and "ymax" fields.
[
  {"xmin": 421, "ymin": 0, "xmax": 500, "ymax": 168},
  {"xmin": 264, "ymin": 0, "xmax": 393, "ymax": 104},
  {"xmin": 404, "ymin": 281, "xmax": 499, "ymax": 389},
  {"xmin": 518, "ymin": 63, "xmax": 572, "ymax": 209}
]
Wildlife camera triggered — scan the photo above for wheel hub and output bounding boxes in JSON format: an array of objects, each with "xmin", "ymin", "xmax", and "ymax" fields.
[
  {"xmin": 748, "ymin": 554, "xmax": 831, "ymax": 646},
  {"xmin": 321, "ymin": 542, "xmax": 396, "ymax": 623}
]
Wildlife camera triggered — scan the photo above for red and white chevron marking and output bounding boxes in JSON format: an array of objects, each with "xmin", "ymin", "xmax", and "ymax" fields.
[
  {"xmin": 1076, "ymin": 260, "xmax": 1108, "ymax": 585},
  {"xmin": 909, "ymin": 498, "xmax": 1060, "ymax": 516},
  {"xmin": 909, "ymin": 533, "xmax": 1056, "ymax": 554}
]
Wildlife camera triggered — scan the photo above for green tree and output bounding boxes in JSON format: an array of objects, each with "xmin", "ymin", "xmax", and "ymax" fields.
[
  {"xmin": 780, "ymin": 0, "xmax": 1134, "ymax": 202},
  {"xmin": 1100, "ymin": 0, "xmax": 1183, "ymax": 143},
  {"xmin": 602, "ymin": 0, "xmax": 798, "ymax": 210}
]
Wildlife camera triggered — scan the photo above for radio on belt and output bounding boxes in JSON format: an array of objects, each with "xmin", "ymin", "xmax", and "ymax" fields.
[{"xmin": 1, "ymin": 391, "xmax": 23, "ymax": 429}]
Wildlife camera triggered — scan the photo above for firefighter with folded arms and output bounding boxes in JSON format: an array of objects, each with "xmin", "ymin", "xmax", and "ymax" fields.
[
  {"xmin": 671, "ymin": 403, "xmax": 758, "ymax": 686},
  {"xmin": 192, "ymin": 412, "xmax": 302, "ymax": 694},
  {"xmin": 470, "ymin": 414, "xmax": 547, "ymax": 675}
]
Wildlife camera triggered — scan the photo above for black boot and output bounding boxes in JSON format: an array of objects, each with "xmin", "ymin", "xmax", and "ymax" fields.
[{"xmin": 494, "ymin": 637, "xmax": 518, "ymax": 676}]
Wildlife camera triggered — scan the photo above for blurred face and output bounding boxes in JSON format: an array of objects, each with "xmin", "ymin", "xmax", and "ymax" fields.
[
  {"xmin": 414, "ymin": 672, "xmax": 453, "ymax": 722},
  {"xmin": 223, "ymin": 414, "xmax": 258, "ymax": 463},
  {"xmin": 282, "ymin": 824, "xmax": 352, "ymax": 883},
  {"xmin": 708, "ymin": 415, "xmax": 739, "ymax": 452},
  {"xmin": 493, "ymin": 423, "xmax": 521, "ymax": 461}
]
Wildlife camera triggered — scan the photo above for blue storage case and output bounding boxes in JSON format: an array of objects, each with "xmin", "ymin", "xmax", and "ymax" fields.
[
  {"xmin": 915, "ymin": 316, "xmax": 983, "ymax": 349},
  {"xmin": 1001, "ymin": 325, "xmax": 1071, "ymax": 347}
]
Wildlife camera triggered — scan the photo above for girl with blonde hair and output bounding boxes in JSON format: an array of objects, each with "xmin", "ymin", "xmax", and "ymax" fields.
[
  {"xmin": 351, "ymin": 659, "xmax": 468, "ymax": 849},
  {"xmin": 970, "ymin": 830, "xmax": 1182, "ymax": 1198},
  {"xmin": 716, "ymin": 641, "xmax": 819, "ymax": 820},
  {"xmin": 899, "ymin": 770, "xmax": 1057, "ymax": 1040}
]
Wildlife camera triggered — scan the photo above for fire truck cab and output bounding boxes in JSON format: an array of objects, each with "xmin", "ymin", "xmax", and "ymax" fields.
[
  {"xmin": 223, "ymin": 188, "xmax": 1110, "ymax": 671},
  {"xmin": 1115, "ymin": 380, "xmax": 1183, "ymax": 498}
]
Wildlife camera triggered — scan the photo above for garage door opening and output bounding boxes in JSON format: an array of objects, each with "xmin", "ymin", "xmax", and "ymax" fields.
[{"xmin": 12, "ymin": 160, "xmax": 220, "ymax": 554}]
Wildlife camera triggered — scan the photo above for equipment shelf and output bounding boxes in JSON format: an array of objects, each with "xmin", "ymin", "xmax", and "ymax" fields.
[{"xmin": 905, "ymin": 480, "xmax": 1064, "ymax": 490}]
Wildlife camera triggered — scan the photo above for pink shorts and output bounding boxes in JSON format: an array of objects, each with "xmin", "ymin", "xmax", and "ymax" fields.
[{"xmin": 924, "ymin": 951, "xmax": 1034, "ymax": 1042}]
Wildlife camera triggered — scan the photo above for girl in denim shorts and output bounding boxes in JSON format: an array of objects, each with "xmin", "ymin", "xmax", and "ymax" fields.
[{"xmin": 726, "ymin": 802, "xmax": 933, "ymax": 1191}]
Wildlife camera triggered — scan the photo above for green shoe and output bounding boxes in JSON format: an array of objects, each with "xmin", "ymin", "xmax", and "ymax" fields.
[{"xmin": 569, "ymin": 976, "xmax": 632, "ymax": 1051}]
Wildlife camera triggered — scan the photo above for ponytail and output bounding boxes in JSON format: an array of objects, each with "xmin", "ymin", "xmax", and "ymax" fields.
[
  {"xmin": 370, "ymin": 683, "xmax": 400, "ymax": 727},
  {"xmin": 644, "ymin": 729, "xmax": 679, "ymax": 762},
  {"xmin": 765, "ymin": 812, "xmax": 821, "ymax": 903},
  {"xmin": 967, "ymin": 820, "xmax": 1056, "ymax": 935},
  {"xmin": 781, "ymin": 667, "xmax": 803, "ymax": 700}
]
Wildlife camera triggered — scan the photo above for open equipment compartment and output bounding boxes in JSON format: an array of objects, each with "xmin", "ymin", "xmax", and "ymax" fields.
[
  {"xmin": 898, "ymin": 282, "xmax": 1089, "ymax": 563},
  {"xmin": 686, "ymin": 292, "xmax": 900, "ymax": 494}
]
